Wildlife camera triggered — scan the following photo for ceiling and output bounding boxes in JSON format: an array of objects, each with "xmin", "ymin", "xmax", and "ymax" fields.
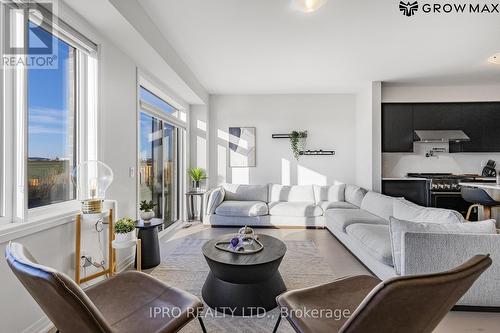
[{"xmin": 139, "ymin": 0, "xmax": 500, "ymax": 94}]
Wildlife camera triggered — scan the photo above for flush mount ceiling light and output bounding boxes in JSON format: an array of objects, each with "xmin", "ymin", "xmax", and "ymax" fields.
[
  {"xmin": 292, "ymin": 0, "xmax": 327, "ymax": 13},
  {"xmin": 488, "ymin": 53, "xmax": 500, "ymax": 65}
]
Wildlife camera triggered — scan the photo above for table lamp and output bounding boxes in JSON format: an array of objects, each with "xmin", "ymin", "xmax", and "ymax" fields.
[{"xmin": 71, "ymin": 160, "xmax": 114, "ymax": 214}]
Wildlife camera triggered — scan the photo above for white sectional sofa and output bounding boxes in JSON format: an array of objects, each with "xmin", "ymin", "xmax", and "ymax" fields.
[
  {"xmin": 204, "ymin": 183, "xmax": 365, "ymax": 228},
  {"xmin": 204, "ymin": 182, "xmax": 500, "ymax": 308}
]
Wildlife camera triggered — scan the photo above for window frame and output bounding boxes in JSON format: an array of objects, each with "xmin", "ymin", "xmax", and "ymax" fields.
[{"xmin": 1, "ymin": 3, "xmax": 99, "ymax": 223}]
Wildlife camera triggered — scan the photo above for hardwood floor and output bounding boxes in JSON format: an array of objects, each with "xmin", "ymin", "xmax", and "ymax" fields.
[{"xmin": 155, "ymin": 223, "xmax": 500, "ymax": 333}]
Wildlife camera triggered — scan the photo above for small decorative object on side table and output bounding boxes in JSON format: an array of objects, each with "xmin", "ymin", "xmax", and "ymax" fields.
[
  {"xmin": 139, "ymin": 200, "xmax": 156, "ymax": 222},
  {"xmin": 187, "ymin": 167, "xmax": 208, "ymax": 191}
]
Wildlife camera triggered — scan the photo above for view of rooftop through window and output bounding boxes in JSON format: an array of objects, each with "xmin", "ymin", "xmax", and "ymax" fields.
[{"xmin": 27, "ymin": 21, "xmax": 76, "ymax": 208}]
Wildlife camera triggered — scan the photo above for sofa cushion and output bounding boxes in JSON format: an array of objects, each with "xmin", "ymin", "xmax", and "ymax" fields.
[
  {"xmin": 325, "ymin": 208, "xmax": 388, "ymax": 232},
  {"xmin": 222, "ymin": 183, "xmax": 268, "ymax": 202},
  {"xmin": 361, "ymin": 192, "xmax": 395, "ymax": 221},
  {"xmin": 215, "ymin": 201, "xmax": 268, "ymax": 217},
  {"xmin": 389, "ymin": 217, "xmax": 497, "ymax": 275},
  {"xmin": 344, "ymin": 185, "xmax": 367, "ymax": 207},
  {"xmin": 268, "ymin": 202, "xmax": 323, "ymax": 217},
  {"xmin": 313, "ymin": 184, "xmax": 346, "ymax": 203},
  {"xmin": 346, "ymin": 224, "xmax": 393, "ymax": 266},
  {"xmin": 206, "ymin": 187, "xmax": 225, "ymax": 214},
  {"xmin": 393, "ymin": 198, "xmax": 465, "ymax": 224},
  {"xmin": 269, "ymin": 185, "xmax": 315, "ymax": 202},
  {"xmin": 319, "ymin": 201, "xmax": 358, "ymax": 211}
]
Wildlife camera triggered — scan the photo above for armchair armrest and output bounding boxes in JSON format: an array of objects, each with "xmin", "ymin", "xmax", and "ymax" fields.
[
  {"xmin": 401, "ymin": 232, "xmax": 500, "ymax": 306},
  {"xmin": 204, "ymin": 186, "xmax": 225, "ymax": 216}
]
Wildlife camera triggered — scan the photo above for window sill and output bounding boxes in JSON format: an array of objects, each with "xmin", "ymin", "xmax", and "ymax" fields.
[{"xmin": 0, "ymin": 209, "xmax": 80, "ymax": 244}]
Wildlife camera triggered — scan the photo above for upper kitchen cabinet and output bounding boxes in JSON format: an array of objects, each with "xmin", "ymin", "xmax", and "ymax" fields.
[
  {"xmin": 382, "ymin": 102, "xmax": 500, "ymax": 153},
  {"xmin": 462, "ymin": 102, "xmax": 500, "ymax": 152},
  {"xmin": 382, "ymin": 103, "xmax": 414, "ymax": 152},
  {"xmin": 412, "ymin": 103, "xmax": 463, "ymax": 131}
]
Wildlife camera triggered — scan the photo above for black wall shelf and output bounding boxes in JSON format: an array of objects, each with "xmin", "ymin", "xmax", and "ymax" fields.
[
  {"xmin": 272, "ymin": 133, "xmax": 308, "ymax": 139},
  {"xmin": 299, "ymin": 150, "xmax": 335, "ymax": 156}
]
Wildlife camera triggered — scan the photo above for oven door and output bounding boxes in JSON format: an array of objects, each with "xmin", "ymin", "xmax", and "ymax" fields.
[{"xmin": 430, "ymin": 191, "xmax": 470, "ymax": 217}]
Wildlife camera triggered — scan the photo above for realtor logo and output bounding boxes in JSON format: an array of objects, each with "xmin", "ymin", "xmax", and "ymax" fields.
[
  {"xmin": 2, "ymin": 0, "xmax": 58, "ymax": 69},
  {"xmin": 399, "ymin": 1, "xmax": 419, "ymax": 16}
]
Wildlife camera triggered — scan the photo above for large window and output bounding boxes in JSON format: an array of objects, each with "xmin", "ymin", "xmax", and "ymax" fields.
[
  {"xmin": 1, "ymin": 3, "xmax": 98, "ymax": 222},
  {"xmin": 27, "ymin": 22, "xmax": 76, "ymax": 208},
  {"xmin": 139, "ymin": 85, "xmax": 185, "ymax": 228}
]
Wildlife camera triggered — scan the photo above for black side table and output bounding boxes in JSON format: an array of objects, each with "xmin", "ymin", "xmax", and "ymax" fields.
[
  {"xmin": 185, "ymin": 190, "xmax": 206, "ymax": 221},
  {"xmin": 135, "ymin": 218, "xmax": 163, "ymax": 269}
]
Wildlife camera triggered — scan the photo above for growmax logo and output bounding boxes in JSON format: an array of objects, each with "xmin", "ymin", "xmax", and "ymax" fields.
[
  {"xmin": 399, "ymin": 1, "xmax": 419, "ymax": 16},
  {"xmin": 399, "ymin": 1, "xmax": 500, "ymax": 16}
]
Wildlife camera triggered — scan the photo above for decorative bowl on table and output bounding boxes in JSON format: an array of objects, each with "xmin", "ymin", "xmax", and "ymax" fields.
[{"xmin": 214, "ymin": 226, "xmax": 264, "ymax": 254}]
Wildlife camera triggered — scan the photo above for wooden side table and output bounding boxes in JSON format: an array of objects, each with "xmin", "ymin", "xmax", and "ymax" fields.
[{"xmin": 185, "ymin": 190, "xmax": 206, "ymax": 221}]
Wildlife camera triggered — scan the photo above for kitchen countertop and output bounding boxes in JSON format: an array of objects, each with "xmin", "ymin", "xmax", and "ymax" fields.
[
  {"xmin": 459, "ymin": 182, "xmax": 500, "ymax": 190},
  {"xmin": 382, "ymin": 177, "xmax": 427, "ymax": 181}
]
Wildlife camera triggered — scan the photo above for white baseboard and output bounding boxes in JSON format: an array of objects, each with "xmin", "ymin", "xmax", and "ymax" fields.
[{"xmin": 21, "ymin": 316, "xmax": 53, "ymax": 333}]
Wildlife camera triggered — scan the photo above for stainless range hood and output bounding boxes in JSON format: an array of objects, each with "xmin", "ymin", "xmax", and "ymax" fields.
[{"xmin": 414, "ymin": 130, "xmax": 470, "ymax": 143}]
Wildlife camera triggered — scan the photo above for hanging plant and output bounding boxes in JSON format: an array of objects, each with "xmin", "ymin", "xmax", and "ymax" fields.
[{"xmin": 290, "ymin": 131, "xmax": 308, "ymax": 160}]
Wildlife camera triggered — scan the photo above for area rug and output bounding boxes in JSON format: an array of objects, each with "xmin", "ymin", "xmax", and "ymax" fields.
[{"xmin": 151, "ymin": 237, "xmax": 337, "ymax": 332}]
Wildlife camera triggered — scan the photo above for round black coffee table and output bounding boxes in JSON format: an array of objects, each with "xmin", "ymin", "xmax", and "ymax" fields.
[{"xmin": 201, "ymin": 234, "xmax": 287, "ymax": 316}]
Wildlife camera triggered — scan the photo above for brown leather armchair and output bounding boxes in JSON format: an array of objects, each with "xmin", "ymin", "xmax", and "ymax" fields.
[
  {"xmin": 273, "ymin": 255, "xmax": 491, "ymax": 333},
  {"xmin": 5, "ymin": 242, "xmax": 207, "ymax": 333}
]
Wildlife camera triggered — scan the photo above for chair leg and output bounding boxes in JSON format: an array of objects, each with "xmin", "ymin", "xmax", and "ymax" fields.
[
  {"xmin": 198, "ymin": 316, "xmax": 207, "ymax": 333},
  {"xmin": 484, "ymin": 206, "xmax": 492, "ymax": 220},
  {"xmin": 272, "ymin": 315, "xmax": 282, "ymax": 333},
  {"xmin": 466, "ymin": 204, "xmax": 481, "ymax": 221}
]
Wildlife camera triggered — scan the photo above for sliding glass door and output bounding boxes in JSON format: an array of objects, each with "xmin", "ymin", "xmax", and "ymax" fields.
[
  {"xmin": 139, "ymin": 87, "xmax": 185, "ymax": 227},
  {"xmin": 139, "ymin": 113, "xmax": 181, "ymax": 228}
]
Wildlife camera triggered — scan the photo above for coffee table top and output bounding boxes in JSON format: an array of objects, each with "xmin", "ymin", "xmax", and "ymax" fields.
[{"xmin": 202, "ymin": 234, "xmax": 287, "ymax": 266}]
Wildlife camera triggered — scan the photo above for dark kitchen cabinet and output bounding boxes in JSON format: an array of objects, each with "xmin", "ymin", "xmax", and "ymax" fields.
[
  {"xmin": 412, "ymin": 103, "xmax": 463, "ymax": 131},
  {"xmin": 382, "ymin": 179, "xmax": 428, "ymax": 206},
  {"xmin": 382, "ymin": 104, "xmax": 414, "ymax": 152},
  {"xmin": 382, "ymin": 102, "xmax": 500, "ymax": 153}
]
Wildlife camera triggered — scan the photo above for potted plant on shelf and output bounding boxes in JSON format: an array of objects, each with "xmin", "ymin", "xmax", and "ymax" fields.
[
  {"xmin": 139, "ymin": 200, "xmax": 156, "ymax": 221},
  {"xmin": 290, "ymin": 130, "xmax": 307, "ymax": 160},
  {"xmin": 188, "ymin": 167, "xmax": 207, "ymax": 191},
  {"xmin": 114, "ymin": 217, "xmax": 136, "ymax": 242}
]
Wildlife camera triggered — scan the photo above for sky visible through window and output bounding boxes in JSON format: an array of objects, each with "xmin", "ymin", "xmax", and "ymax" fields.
[
  {"xmin": 140, "ymin": 87, "xmax": 175, "ymax": 114},
  {"xmin": 28, "ymin": 22, "xmax": 72, "ymax": 160}
]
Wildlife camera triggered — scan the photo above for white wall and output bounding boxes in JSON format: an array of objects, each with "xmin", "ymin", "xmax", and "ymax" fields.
[
  {"xmin": 209, "ymin": 94, "xmax": 357, "ymax": 187},
  {"xmin": 189, "ymin": 105, "xmax": 209, "ymax": 189},
  {"xmin": 382, "ymin": 84, "xmax": 500, "ymax": 177},
  {"xmin": 355, "ymin": 82, "xmax": 382, "ymax": 191}
]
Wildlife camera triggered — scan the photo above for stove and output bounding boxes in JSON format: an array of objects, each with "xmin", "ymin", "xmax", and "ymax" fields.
[
  {"xmin": 407, "ymin": 173, "xmax": 474, "ymax": 192},
  {"xmin": 405, "ymin": 173, "xmax": 479, "ymax": 216}
]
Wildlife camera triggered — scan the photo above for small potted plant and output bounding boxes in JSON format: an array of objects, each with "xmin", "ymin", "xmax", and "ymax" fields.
[
  {"xmin": 290, "ymin": 130, "xmax": 307, "ymax": 160},
  {"xmin": 140, "ymin": 200, "xmax": 157, "ymax": 221},
  {"xmin": 114, "ymin": 217, "xmax": 136, "ymax": 242},
  {"xmin": 187, "ymin": 167, "xmax": 207, "ymax": 191}
]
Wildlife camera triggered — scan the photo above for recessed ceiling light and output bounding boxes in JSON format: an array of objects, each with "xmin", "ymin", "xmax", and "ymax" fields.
[
  {"xmin": 488, "ymin": 53, "xmax": 500, "ymax": 65},
  {"xmin": 292, "ymin": 0, "xmax": 327, "ymax": 13}
]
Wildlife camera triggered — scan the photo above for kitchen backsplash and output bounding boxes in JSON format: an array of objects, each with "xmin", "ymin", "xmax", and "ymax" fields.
[{"xmin": 382, "ymin": 143, "xmax": 500, "ymax": 177}]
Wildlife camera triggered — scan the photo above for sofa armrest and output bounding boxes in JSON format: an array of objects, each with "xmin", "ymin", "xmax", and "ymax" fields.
[
  {"xmin": 204, "ymin": 186, "xmax": 225, "ymax": 216},
  {"xmin": 401, "ymin": 232, "xmax": 500, "ymax": 306}
]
